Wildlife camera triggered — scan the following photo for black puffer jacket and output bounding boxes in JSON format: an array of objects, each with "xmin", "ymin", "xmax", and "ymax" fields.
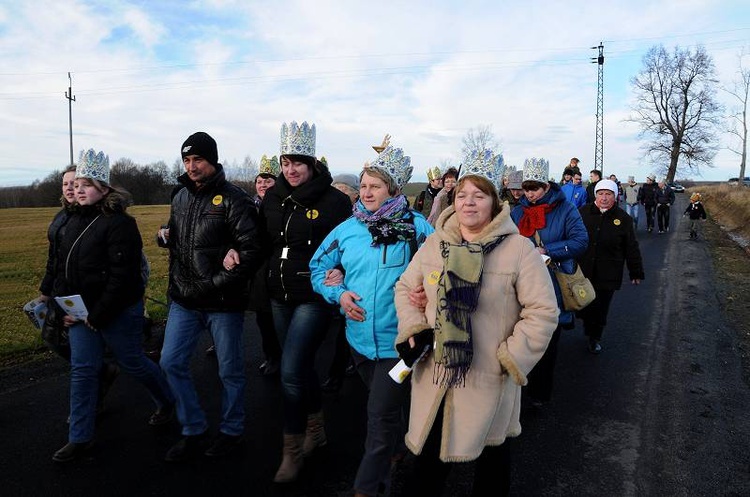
[
  {"xmin": 577, "ymin": 203, "xmax": 645, "ymax": 291},
  {"xmin": 52, "ymin": 193, "xmax": 144, "ymax": 330},
  {"xmin": 164, "ymin": 165, "xmax": 261, "ymax": 311},
  {"xmin": 260, "ymin": 163, "xmax": 352, "ymax": 303},
  {"xmin": 40, "ymin": 202, "xmax": 75, "ymax": 296}
]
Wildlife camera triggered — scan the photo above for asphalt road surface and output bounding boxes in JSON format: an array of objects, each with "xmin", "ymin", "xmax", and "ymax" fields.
[{"xmin": 2, "ymin": 194, "xmax": 749, "ymax": 496}]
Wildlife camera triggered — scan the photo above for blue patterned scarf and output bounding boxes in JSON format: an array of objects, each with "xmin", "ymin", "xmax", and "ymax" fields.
[{"xmin": 352, "ymin": 195, "xmax": 416, "ymax": 246}]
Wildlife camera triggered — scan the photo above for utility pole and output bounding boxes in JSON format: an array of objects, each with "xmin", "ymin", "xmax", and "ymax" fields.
[
  {"xmin": 65, "ymin": 72, "xmax": 76, "ymax": 167},
  {"xmin": 591, "ymin": 43, "xmax": 604, "ymax": 173}
]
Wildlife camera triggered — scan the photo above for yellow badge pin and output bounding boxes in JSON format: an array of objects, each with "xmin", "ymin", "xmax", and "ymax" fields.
[
  {"xmin": 307, "ymin": 209, "xmax": 320, "ymax": 220},
  {"xmin": 613, "ymin": 219, "xmax": 621, "ymax": 226},
  {"xmin": 427, "ymin": 270, "xmax": 440, "ymax": 285},
  {"xmin": 212, "ymin": 195, "xmax": 223, "ymax": 205}
]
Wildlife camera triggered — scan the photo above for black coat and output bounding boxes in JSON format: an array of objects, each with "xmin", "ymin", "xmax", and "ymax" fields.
[
  {"xmin": 577, "ymin": 203, "xmax": 645, "ymax": 291},
  {"xmin": 51, "ymin": 195, "xmax": 144, "ymax": 329},
  {"xmin": 164, "ymin": 165, "xmax": 261, "ymax": 311},
  {"xmin": 40, "ymin": 204, "xmax": 74, "ymax": 296},
  {"xmin": 260, "ymin": 164, "xmax": 352, "ymax": 304},
  {"xmin": 638, "ymin": 182, "xmax": 658, "ymax": 206}
]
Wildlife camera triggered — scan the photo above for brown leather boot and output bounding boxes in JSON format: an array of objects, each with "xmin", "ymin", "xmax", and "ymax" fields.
[
  {"xmin": 301, "ymin": 411, "xmax": 327, "ymax": 457},
  {"xmin": 273, "ymin": 433, "xmax": 305, "ymax": 483}
]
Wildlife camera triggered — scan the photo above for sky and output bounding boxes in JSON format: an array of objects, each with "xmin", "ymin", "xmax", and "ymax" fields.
[{"xmin": 1, "ymin": 0, "xmax": 749, "ymax": 187}]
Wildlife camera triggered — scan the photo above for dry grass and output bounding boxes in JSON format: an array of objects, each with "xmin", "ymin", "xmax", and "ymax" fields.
[
  {"xmin": 0, "ymin": 205, "xmax": 171, "ymax": 361},
  {"xmin": 688, "ymin": 184, "xmax": 750, "ymax": 248}
]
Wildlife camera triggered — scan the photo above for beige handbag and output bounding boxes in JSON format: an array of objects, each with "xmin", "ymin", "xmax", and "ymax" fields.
[{"xmin": 534, "ymin": 231, "xmax": 596, "ymax": 311}]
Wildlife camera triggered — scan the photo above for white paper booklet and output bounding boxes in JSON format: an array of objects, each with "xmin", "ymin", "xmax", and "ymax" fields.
[
  {"xmin": 54, "ymin": 295, "xmax": 89, "ymax": 320},
  {"xmin": 23, "ymin": 297, "xmax": 48, "ymax": 329}
]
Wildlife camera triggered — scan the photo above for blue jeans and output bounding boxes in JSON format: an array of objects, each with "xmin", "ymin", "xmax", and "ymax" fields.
[
  {"xmin": 160, "ymin": 302, "xmax": 246, "ymax": 436},
  {"xmin": 625, "ymin": 203, "xmax": 639, "ymax": 229},
  {"xmin": 271, "ymin": 300, "xmax": 333, "ymax": 434},
  {"xmin": 68, "ymin": 301, "xmax": 173, "ymax": 443}
]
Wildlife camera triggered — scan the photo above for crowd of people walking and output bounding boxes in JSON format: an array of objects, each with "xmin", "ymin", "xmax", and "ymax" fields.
[{"xmin": 38, "ymin": 125, "xmax": 699, "ymax": 495}]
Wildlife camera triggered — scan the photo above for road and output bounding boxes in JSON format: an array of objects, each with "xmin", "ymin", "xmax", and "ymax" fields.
[{"xmin": 1, "ymin": 193, "xmax": 749, "ymax": 496}]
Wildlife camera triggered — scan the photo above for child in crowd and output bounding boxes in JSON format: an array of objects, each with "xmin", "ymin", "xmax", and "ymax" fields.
[{"xmin": 684, "ymin": 192, "xmax": 707, "ymax": 239}]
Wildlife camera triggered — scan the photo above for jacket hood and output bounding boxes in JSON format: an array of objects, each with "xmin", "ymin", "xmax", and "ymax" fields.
[{"xmin": 435, "ymin": 203, "xmax": 519, "ymax": 245}]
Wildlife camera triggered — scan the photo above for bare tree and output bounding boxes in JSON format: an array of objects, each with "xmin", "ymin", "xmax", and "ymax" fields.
[
  {"xmin": 460, "ymin": 125, "xmax": 501, "ymax": 164},
  {"xmin": 629, "ymin": 45, "xmax": 722, "ymax": 182},
  {"xmin": 723, "ymin": 48, "xmax": 750, "ymax": 182}
]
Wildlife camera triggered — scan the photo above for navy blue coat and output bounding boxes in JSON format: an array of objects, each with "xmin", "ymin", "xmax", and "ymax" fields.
[{"xmin": 511, "ymin": 182, "xmax": 589, "ymax": 324}]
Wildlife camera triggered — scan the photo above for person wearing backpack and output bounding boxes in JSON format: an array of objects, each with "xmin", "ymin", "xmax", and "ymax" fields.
[{"xmin": 310, "ymin": 147, "xmax": 433, "ymax": 497}]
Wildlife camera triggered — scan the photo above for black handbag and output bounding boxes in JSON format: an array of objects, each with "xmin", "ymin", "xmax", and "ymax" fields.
[{"xmin": 41, "ymin": 299, "xmax": 71, "ymax": 361}]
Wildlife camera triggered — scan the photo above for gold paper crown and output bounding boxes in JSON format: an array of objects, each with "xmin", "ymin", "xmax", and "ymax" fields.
[
  {"xmin": 372, "ymin": 134, "xmax": 391, "ymax": 153},
  {"xmin": 258, "ymin": 154, "xmax": 280, "ymax": 177},
  {"xmin": 426, "ymin": 166, "xmax": 441, "ymax": 181},
  {"xmin": 280, "ymin": 121, "xmax": 316, "ymax": 158}
]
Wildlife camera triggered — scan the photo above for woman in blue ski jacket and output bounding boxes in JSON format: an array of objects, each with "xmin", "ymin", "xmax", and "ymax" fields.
[{"xmin": 310, "ymin": 158, "xmax": 433, "ymax": 497}]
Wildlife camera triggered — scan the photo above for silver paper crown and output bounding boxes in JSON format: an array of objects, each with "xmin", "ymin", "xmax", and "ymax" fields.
[
  {"xmin": 368, "ymin": 145, "xmax": 413, "ymax": 190},
  {"xmin": 522, "ymin": 157, "xmax": 550, "ymax": 184},
  {"xmin": 76, "ymin": 149, "xmax": 110, "ymax": 185},
  {"xmin": 462, "ymin": 149, "xmax": 506, "ymax": 189},
  {"xmin": 258, "ymin": 154, "xmax": 280, "ymax": 177},
  {"xmin": 280, "ymin": 121, "xmax": 316, "ymax": 158},
  {"xmin": 426, "ymin": 166, "xmax": 441, "ymax": 181}
]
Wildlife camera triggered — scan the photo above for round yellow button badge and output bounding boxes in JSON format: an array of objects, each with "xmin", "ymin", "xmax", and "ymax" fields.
[
  {"xmin": 212, "ymin": 195, "xmax": 223, "ymax": 206},
  {"xmin": 307, "ymin": 209, "xmax": 320, "ymax": 220},
  {"xmin": 427, "ymin": 270, "xmax": 441, "ymax": 285},
  {"xmin": 613, "ymin": 219, "xmax": 621, "ymax": 226}
]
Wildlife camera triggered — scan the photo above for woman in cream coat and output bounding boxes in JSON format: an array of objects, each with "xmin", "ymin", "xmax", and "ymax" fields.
[{"xmin": 394, "ymin": 174, "xmax": 559, "ymax": 496}]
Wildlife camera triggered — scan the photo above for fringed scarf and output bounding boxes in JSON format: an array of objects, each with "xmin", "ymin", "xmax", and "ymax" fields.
[
  {"xmin": 352, "ymin": 195, "xmax": 416, "ymax": 246},
  {"xmin": 433, "ymin": 235, "xmax": 506, "ymax": 387},
  {"xmin": 517, "ymin": 203, "xmax": 556, "ymax": 237}
]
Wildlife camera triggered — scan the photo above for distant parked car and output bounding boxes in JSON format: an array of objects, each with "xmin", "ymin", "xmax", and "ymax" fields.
[
  {"xmin": 728, "ymin": 177, "xmax": 750, "ymax": 186},
  {"xmin": 668, "ymin": 182, "xmax": 685, "ymax": 193}
]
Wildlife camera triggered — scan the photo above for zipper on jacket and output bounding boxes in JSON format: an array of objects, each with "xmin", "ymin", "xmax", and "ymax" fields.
[{"xmin": 279, "ymin": 203, "xmax": 295, "ymax": 301}]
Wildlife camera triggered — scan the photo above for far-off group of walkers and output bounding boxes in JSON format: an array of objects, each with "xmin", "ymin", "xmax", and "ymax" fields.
[{"xmin": 37, "ymin": 122, "xmax": 709, "ymax": 496}]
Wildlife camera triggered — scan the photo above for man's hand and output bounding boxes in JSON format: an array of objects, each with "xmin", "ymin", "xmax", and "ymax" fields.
[
  {"xmin": 340, "ymin": 291, "xmax": 365, "ymax": 322},
  {"xmin": 157, "ymin": 227, "xmax": 170, "ymax": 244},
  {"xmin": 223, "ymin": 249, "xmax": 240, "ymax": 270},
  {"xmin": 62, "ymin": 315, "xmax": 78, "ymax": 327}
]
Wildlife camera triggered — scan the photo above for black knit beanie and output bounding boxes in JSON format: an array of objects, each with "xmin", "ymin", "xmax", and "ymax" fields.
[{"xmin": 181, "ymin": 132, "xmax": 218, "ymax": 166}]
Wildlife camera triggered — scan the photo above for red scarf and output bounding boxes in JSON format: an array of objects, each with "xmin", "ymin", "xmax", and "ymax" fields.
[{"xmin": 517, "ymin": 203, "xmax": 556, "ymax": 237}]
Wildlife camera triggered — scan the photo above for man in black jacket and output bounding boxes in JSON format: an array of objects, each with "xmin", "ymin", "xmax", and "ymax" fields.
[
  {"xmin": 157, "ymin": 132, "xmax": 262, "ymax": 462},
  {"xmin": 577, "ymin": 179, "xmax": 645, "ymax": 354}
]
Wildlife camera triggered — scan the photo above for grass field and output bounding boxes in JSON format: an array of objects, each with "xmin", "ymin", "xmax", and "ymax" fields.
[{"xmin": 0, "ymin": 205, "xmax": 171, "ymax": 361}]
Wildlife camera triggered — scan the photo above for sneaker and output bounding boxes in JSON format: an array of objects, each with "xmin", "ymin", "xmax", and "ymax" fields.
[
  {"xmin": 148, "ymin": 404, "xmax": 175, "ymax": 426},
  {"xmin": 165, "ymin": 433, "xmax": 208, "ymax": 463},
  {"xmin": 205, "ymin": 432, "xmax": 244, "ymax": 458},
  {"xmin": 52, "ymin": 441, "xmax": 94, "ymax": 463},
  {"xmin": 588, "ymin": 340, "xmax": 602, "ymax": 354},
  {"xmin": 647, "ymin": 227, "xmax": 653, "ymax": 233},
  {"xmin": 658, "ymin": 230, "xmax": 664, "ymax": 233}
]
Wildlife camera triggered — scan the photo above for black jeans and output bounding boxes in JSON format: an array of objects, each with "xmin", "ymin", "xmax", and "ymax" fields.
[
  {"xmin": 644, "ymin": 204, "xmax": 657, "ymax": 229},
  {"xmin": 577, "ymin": 288, "xmax": 616, "ymax": 341},
  {"xmin": 404, "ymin": 401, "xmax": 511, "ymax": 497},
  {"xmin": 526, "ymin": 325, "xmax": 562, "ymax": 402},
  {"xmin": 657, "ymin": 204, "xmax": 671, "ymax": 231}
]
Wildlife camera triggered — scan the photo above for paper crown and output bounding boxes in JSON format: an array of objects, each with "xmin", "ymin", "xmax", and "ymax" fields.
[
  {"xmin": 76, "ymin": 149, "xmax": 110, "ymax": 185},
  {"xmin": 426, "ymin": 166, "xmax": 442, "ymax": 181},
  {"xmin": 258, "ymin": 154, "xmax": 280, "ymax": 177},
  {"xmin": 368, "ymin": 145, "xmax": 413, "ymax": 190},
  {"xmin": 522, "ymin": 157, "xmax": 550, "ymax": 184},
  {"xmin": 280, "ymin": 121, "xmax": 316, "ymax": 158},
  {"xmin": 462, "ymin": 149, "xmax": 505, "ymax": 189}
]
